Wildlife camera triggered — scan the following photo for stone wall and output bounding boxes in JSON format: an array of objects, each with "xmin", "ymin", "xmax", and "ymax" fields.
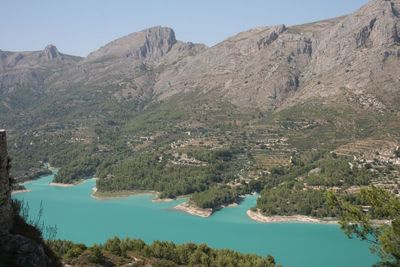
[{"xmin": 0, "ymin": 129, "xmax": 12, "ymax": 234}]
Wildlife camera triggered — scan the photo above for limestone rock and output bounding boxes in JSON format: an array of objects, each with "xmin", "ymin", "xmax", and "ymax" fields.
[
  {"xmin": 42, "ymin": 44, "xmax": 60, "ymax": 60},
  {"xmin": 0, "ymin": 130, "xmax": 12, "ymax": 234},
  {"xmin": 0, "ymin": 234, "xmax": 50, "ymax": 267},
  {"xmin": 85, "ymin": 26, "xmax": 178, "ymax": 62},
  {"xmin": 1, "ymin": 0, "xmax": 400, "ymax": 113},
  {"xmin": 0, "ymin": 131, "xmax": 55, "ymax": 267}
]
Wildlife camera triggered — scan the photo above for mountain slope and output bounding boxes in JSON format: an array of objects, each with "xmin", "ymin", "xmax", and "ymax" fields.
[
  {"xmin": 0, "ymin": 45, "xmax": 81, "ymax": 110},
  {"xmin": 154, "ymin": 0, "xmax": 400, "ymax": 111},
  {"xmin": 0, "ymin": 0, "xmax": 399, "ymax": 196},
  {"xmin": 52, "ymin": 26, "xmax": 206, "ymax": 101}
]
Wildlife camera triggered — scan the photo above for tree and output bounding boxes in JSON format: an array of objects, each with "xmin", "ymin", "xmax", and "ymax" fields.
[
  {"xmin": 104, "ymin": 236, "xmax": 121, "ymax": 256},
  {"xmin": 327, "ymin": 187, "xmax": 400, "ymax": 266},
  {"xmin": 89, "ymin": 245, "xmax": 104, "ymax": 264}
]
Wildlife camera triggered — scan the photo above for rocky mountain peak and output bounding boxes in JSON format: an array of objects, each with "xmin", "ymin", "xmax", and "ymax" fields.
[
  {"xmin": 139, "ymin": 26, "xmax": 177, "ymax": 59},
  {"xmin": 85, "ymin": 26, "xmax": 178, "ymax": 62},
  {"xmin": 354, "ymin": 0, "xmax": 400, "ymax": 46},
  {"xmin": 2, "ymin": 0, "xmax": 399, "ymax": 112},
  {"xmin": 309, "ymin": 0, "xmax": 400, "ymax": 75},
  {"xmin": 42, "ymin": 44, "xmax": 60, "ymax": 60}
]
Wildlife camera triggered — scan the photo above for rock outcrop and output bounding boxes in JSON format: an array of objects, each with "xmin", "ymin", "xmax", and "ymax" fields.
[
  {"xmin": 153, "ymin": 0, "xmax": 400, "ymax": 110},
  {"xmin": 0, "ymin": 130, "xmax": 56, "ymax": 267},
  {"xmin": 0, "ymin": 0, "xmax": 399, "ymax": 124},
  {"xmin": 86, "ymin": 26, "xmax": 178, "ymax": 62},
  {"xmin": 2, "ymin": 0, "xmax": 399, "ymax": 112},
  {"xmin": 0, "ymin": 46, "xmax": 81, "ymax": 112},
  {"xmin": 0, "ymin": 130, "xmax": 12, "ymax": 233},
  {"xmin": 48, "ymin": 26, "xmax": 206, "ymax": 101},
  {"xmin": 42, "ymin": 44, "xmax": 60, "ymax": 60}
]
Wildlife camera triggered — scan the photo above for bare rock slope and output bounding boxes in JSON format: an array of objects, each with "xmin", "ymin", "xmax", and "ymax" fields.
[
  {"xmin": 153, "ymin": 0, "xmax": 400, "ymax": 111},
  {"xmin": 1, "ymin": 0, "xmax": 399, "ymax": 115}
]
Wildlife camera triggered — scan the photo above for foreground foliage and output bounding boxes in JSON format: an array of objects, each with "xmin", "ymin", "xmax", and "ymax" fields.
[
  {"xmin": 47, "ymin": 237, "xmax": 280, "ymax": 267},
  {"xmin": 328, "ymin": 187, "xmax": 400, "ymax": 266}
]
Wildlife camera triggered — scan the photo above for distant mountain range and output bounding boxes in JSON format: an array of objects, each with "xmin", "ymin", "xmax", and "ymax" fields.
[{"xmin": 2, "ymin": 0, "xmax": 400, "ymax": 112}]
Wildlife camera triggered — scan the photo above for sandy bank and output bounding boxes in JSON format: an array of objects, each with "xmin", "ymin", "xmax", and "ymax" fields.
[
  {"xmin": 174, "ymin": 202, "xmax": 212, "ymax": 218},
  {"xmin": 152, "ymin": 197, "xmax": 175, "ymax": 203},
  {"xmin": 92, "ymin": 189, "xmax": 157, "ymax": 200},
  {"xmin": 49, "ymin": 182, "xmax": 75, "ymax": 187},
  {"xmin": 152, "ymin": 194, "xmax": 189, "ymax": 203},
  {"xmin": 11, "ymin": 189, "xmax": 31, "ymax": 195},
  {"xmin": 49, "ymin": 178, "xmax": 86, "ymax": 187},
  {"xmin": 246, "ymin": 210, "xmax": 338, "ymax": 224},
  {"xmin": 223, "ymin": 203, "xmax": 238, "ymax": 208}
]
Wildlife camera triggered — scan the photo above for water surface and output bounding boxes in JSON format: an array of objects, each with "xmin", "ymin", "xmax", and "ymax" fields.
[{"xmin": 14, "ymin": 174, "xmax": 378, "ymax": 267}]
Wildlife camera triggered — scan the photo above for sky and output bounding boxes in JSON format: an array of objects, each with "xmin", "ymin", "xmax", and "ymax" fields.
[{"xmin": 0, "ymin": 0, "xmax": 369, "ymax": 57}]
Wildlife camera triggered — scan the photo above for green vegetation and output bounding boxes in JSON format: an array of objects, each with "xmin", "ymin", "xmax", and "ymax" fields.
[
  {"xmin": 304, "ymin": 157, "xmax": 373, "ymax": 187},
  {"xmin": 54, "ymin": 151, "xmax": 100, "ymax": 183},
  {"xmin": 96, "ymin": 146, "xmax": 245, "ymax": 199},
  {"xmin": 191, "ymin": 186, "xmax": 239, "ymax": 209},
  {"xmin": 5, "ymin": 147, "xmax": 281, "ymax": 267},
  {"xmin": 257, "ymin": 185, "xmax": 335, "ymax": 217},
  {"xmin": 47, "ymin": 237, "xmax": 280, "ymax": 267},
  {"xmin": 254, "ymin": 151, "xmax": 392, "ymax": 218},
  {"xmin": 328, "ymin": 187, "xmax": 400, "ymax": 266},
  {"xmin": 6, "ymin": 88, "xmax": 400, "ymax": 218}
]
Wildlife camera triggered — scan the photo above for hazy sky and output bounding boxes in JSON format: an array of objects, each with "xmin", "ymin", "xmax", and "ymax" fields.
[{"xmin": 1, "ymin": 0, "xmax": 368, "ymax": 57}]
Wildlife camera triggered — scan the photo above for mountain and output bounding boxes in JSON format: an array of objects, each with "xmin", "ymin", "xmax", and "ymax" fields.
[
  {"xmin": 2, "ymin": 0, "xmax": 399, "ymax": 111},
  {"xmin": 154, "ymin": 0, "xmax": 400, "ymax": 110},
  {"xmin": 0, "ymin": 0, "xmax": 399, "ymax": 196},
  {"xmin": 0, "ymin": 45, "xmax": 81, "ymax": 110},
  {"xmin": 52, "ymin": 26, "xmax": 206, "ymax": 101}
]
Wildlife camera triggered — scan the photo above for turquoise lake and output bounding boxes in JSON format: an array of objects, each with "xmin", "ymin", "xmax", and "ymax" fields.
[{"xmin": 14, "ymin": 174, "xmax": 378, "ymax": 267}]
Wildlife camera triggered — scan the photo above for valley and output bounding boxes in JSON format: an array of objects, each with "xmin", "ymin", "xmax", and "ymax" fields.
[{"xmin": 1, "ymin": 0, "xmax": 400, "ymax": 266}]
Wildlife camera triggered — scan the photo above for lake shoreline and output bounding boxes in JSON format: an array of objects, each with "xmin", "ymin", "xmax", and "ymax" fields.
[
  {"xmin": 246, "ymin": 209, "xmax": 338, "ymax": 224},
  {"xmin": 49, "ymin": 182, "xmax": 75, "ymax": 187},
  {"xmin": 11, "ymin": 189, "xmax": 32, "ymax": 195},
  {"xmin": 91, "ymin": 189, "xmax": 158, "ymax": 200},
  {"xmin": 49, "ymin": 178, "xmax": 86, "ymax": 187},
  {"xmin": 13, "ymin": 175, "xmax": 379, "ymax": 266},
  {"xmin": 174, "ymin": 202, "xmax": 213, "ymax": 218}
]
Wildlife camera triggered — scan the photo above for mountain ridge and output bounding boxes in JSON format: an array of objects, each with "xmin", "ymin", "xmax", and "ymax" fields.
[{"xmin": 1, "ymin": 0, "xmax": 399, "ymax": 111}]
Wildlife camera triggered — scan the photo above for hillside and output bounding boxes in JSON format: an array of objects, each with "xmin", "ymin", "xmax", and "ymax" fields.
[
  {"xmin": 1, "ymin": 130, "xmax": 281, "ymax": 267},
  {"xmin": 1, "ymin": 0, "xmax": 400, "ymax": 209}
]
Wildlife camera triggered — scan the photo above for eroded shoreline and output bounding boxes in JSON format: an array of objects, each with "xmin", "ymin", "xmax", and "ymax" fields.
[
  {"xmin": 246, "ymin": 209, "xmax": 338, "ymax": 224},
  {"xmin": 174, "ymin": 202, "xmax": 213, "ymax": 218},
  {"xmin": 11, "ymin": 189, "xmax": 32, "ymax": 195}
]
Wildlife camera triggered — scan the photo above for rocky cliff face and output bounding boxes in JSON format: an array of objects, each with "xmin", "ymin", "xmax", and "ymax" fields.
[
  {"xmin": 0, "ymin": 130, "xmax": 12, "ymax": 233},
  {"xmin": 153, "ymin": 0, "xmax": 400, "ymax": 110},
  {"xmin": 0, "ymin": 0, "xmax": 399, "ymax": 132},
  {"xmin": 46, "ymin": 26, "xmax": 206, "ymax": 103},
  {"xmin": 2, "ymin": 0, "xmax": 399, "ymax": 113},
  {"xmin": 0, "ymin": 130, "xmax": 56, "ymax": 267},
  {"xmin": 86, "ymin": 26, "xmax": 178, "ymax": 62}
]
